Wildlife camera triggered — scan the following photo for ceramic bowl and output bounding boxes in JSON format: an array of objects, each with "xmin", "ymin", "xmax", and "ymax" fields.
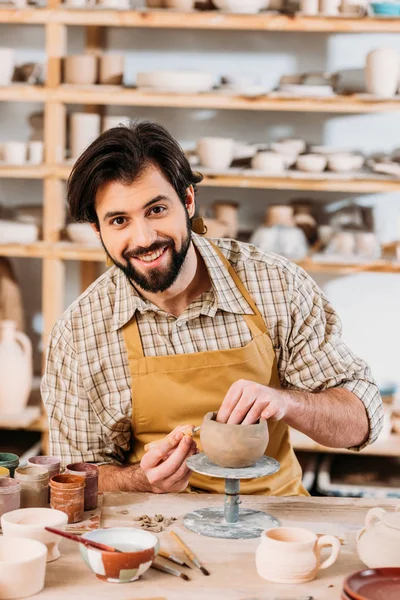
[
  {"xmin": 200, "ymin": 411, "xmax": 269, "ymax": 468},
  {"xmin": 1, "ymin": 507, "xmax": 68, "ymax": 562},
  {"xmin": 0, "ymin": 220, "xmax": 39, "ymax": 244},
  {"xmin": 212, "ymin": 0, "xmax": 269, "ymax": 13},
  {"xmin": 251, "ymin": 151, "xmax": 286, "ymax": 173},
  {"xmin": 197, "ymin": 137, "xmax": 235, "ymax": 170},
  {"xmin": 66, "ymin": 223, "xmax": 101, "ymax": 246},
  {"xmin": 296, "ymin": 153, "xmax": 327, "ymax": 173},
  {"xmin": 278, "ymin": 138, "xmax": 306, "ymax": 155},
  {"xmin": 0, "ymin": 537, "xmax": 47, "ymax": 599},
  {"xmin": 136, "ymin": 70, "xmax": 215, "ymax": 93},
  {"xmin": 327, "ymin": 153, "xmax": 364, "ymax": 172},
  {"xmin": 80, "ymin": 527, "xmax": 160, "ymax": 583}
]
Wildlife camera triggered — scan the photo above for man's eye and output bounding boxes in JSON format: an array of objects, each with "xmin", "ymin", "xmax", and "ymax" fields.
[
  {"xmin": 150, "ymin": 206, "xmax": 166, "ymax": 215},
  {"xmin": 111, "ymin": 217, "xmax": 125, "ymax": 225}
]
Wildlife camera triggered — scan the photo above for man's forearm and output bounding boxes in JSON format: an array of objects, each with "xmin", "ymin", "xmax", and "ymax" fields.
[
  {"xmin": 98, "ymin": 463, "xmax": 152, "ymax": 492},
  {"xmin": 283, "ymin": 388, "xmax": 369, "ymax": 448}
]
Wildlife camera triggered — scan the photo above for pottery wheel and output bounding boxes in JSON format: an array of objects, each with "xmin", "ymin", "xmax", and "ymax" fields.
[{"xmin": 183, "ymin": 453, "xmax": 281, "ymax": 540}]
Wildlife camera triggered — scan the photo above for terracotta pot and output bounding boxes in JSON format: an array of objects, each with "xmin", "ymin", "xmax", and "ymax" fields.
[
  {"xmin": 357, "ymin": 505, "xmax": 400, "ymax": 568},
  {"xmin": 63, "ymin": 55, "xmax": 98, "ymax": 85},
  {"xmin": 213, "ymin": 202, "xmax": 239, "ymax": 237},
  {"xmin": 50, "ymin": 474, "xmax": 85, "ymax": 524},
  {"xmin": 0, "ymin": 320, "xmax": 32, "ymax": 416},
  {"xmin": 70, "ymin": 113, "xmax": 101, "ymax": 159},
  {"xmin": 256, "ymin": 527, "xmax": 341, "ymax": 583},
  {"xmin": 365, "ymin": 48, "xmax": 400, "ymax": 98},
  {"xmin": 99, "ymin": 54, "xmax": 124, "ymax": 85},
  {"xmin": 200, "ymin": 411, "xmax": 269, "ymax": 468}
]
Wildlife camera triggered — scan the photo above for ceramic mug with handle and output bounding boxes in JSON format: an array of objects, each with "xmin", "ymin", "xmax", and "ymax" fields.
[{"xmin": 256, "ymin": 526, "xmax": 341, "ymax": 584}]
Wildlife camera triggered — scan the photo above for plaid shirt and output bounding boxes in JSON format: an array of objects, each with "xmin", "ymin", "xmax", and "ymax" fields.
[{"xmin": 41, "ymin": 234, "xmax": 383, "ymax": 466}]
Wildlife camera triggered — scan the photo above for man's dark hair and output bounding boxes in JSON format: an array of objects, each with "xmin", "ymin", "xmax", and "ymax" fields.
[{"xmin": 67, "ymin": 120, "xmax": 203, "ymax": 225}]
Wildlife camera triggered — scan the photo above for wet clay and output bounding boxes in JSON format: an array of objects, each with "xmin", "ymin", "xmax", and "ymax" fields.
[
  {"xmin": 130, "ymin": 513, "xmax": 177, "ymax": 533},
  {"xmin": 200, "ymin": 411, "xmax": 269, "ymax": 468}
]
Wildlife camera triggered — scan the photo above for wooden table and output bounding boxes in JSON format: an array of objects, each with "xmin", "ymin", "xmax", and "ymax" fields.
[{"xmin": 33, "ymin": 494, "xmax": 398, "ymax": 600}]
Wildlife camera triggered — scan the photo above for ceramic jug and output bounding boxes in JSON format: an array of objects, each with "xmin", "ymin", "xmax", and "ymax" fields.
[
  {"xmin": 0, "ymin": 320, "xmax": 32, "ymax": 415},
  {"xmin": 357, "ymin": 505, "xmax": 400, "ymax": 568},
  {"xmin": 365, "ymin": 48, "xmax": 400, "ymax": 97}
]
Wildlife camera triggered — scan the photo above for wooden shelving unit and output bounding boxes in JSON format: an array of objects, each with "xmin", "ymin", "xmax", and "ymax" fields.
[{"xmin": 1, "ymin": 4, "xmax": 399, "ymax": 454}]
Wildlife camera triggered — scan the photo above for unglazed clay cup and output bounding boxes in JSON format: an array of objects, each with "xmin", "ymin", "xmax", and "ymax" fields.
[
  {"xmin": 80, "ymin": 527, "xmax": 160, "ymax": 583},
  {"xmin": 99, "ymin": 54, "xmax": 124, "ymax": 85},
  {"xmin": 1, "ymin": 507, "xmax": 68, "ymax": 562},
  {"xmin": 0, "ymin": 537, "xmax": 47, "ymax": 599},
  {"xmin": 256, "ymin": 527, "xmax": 341, "ymax": 584},
  {"xmin": 63, "ymin": 54, "xmax": 98, "ymax": 85},
  {"xmin": 200, "ymin": 411, "xmax": 269, "ymax": 468}
]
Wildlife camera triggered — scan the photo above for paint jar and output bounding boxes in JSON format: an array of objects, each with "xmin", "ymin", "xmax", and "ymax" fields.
[
  {"xmin": 14, "ymin": 466, "xmax": 49, "ymax": 508},
  {"xmin": 0, "ymin": 478, "xmax": 21, "ymax": 517},
  {"xmin": 28, "ymin": 456, "xmax": 61, "ymax": 502},
  {"xmin": 65, "ymin": 463, "xmax": 98, "ymax": 510},
  {"xmin": 49, "ymin": 474, "xmax": 85, "ymax": 523},
  {"xmin": 0, "ymin": 467, "xmax": 10, "ymax": 479},
  {"xmin": 0, "ymin": 453, "xmax": 19, "ymax": 477}
]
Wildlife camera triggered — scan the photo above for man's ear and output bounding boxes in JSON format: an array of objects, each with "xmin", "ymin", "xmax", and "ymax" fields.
[
  {"xmin": 90, "ymin": 222, "xmax": 100, "ymax": 236},
  {"xmin": 185, "ymin": 185, "xmax": 196, "ymax": 219}
]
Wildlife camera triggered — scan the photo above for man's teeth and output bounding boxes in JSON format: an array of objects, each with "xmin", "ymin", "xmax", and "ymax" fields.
[{"xmin": 136, "ymin": 247, "xmax": 165, "ymax": 262}]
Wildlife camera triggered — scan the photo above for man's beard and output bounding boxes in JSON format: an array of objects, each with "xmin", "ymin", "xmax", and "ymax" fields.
[{"xmin": 101, "ymin": 219, "xmax": 192, "ymax": 294}]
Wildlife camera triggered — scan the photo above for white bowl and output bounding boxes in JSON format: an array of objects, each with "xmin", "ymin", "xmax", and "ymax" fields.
[
  {"xmin": 1, "ymin": 508, "xmax": 68, "ymax": 562},
  {"xmin": 197, "ymin": 137, "xmax": 235, "ymax": 170},
  {"xmin": 251, "ymin": 151, "xmax": 286, "ymax": 173},
  {"xmin": 80, "ymin": 527, "xmax": 160, "ymax": 583},
  {"xmin": 0, "ymin": 537, "xmax": 47, "ymax": 599},
  {"xmin": 67, "ymin": 223, "xmax": 101, "ymax": 246},
  {"xmin": 212, "ymin": 0, "xmax": 269, "ymax": 13},
  {"xmin": 278, "ymin": 138, "xmax": 306, "ymax": 155},
  {"xmin": 296, "ymin": 153, "xmax": 327, "ymax": 173},
  {"xmin": 327, "ymin": 153, "xmax": 364, "ymax": 172},
  {"xmin": 136, "ymin": 70, "xmax": 215, "ymax": 93},
  {"xmin": 0, "ymin": 220, "xmax": 39, "ymax": 244}
]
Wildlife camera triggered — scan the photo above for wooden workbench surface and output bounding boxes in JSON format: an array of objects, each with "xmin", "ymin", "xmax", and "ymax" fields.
[{"xmin": 31, "ymin": 494, "xmax": 399, "ymax": 600}]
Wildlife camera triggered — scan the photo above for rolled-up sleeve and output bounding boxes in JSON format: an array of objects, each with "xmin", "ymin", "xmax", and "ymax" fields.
[
  {"xmin": 41, "ymin": 320, "xmax": 125, "ymax": 467},
  {"xmin": 280, "ymin": 266, "xmax": 383, "ymax": 451}
]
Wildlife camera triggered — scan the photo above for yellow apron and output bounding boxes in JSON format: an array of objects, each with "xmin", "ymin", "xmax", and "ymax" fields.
[{"xmin": 123, "ymin": 243, "xmax": 307, "ymax": 496}]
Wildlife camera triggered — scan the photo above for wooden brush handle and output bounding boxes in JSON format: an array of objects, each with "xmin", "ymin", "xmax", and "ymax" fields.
[
  {"xmin": 169, "ymin": 531, "xmax": 196, "ymax": 562},
  {"xmin": 45, "ymin": 527, "xmax": 121, "ymax": 553}
]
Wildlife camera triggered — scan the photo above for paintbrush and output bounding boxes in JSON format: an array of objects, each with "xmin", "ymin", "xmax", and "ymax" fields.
[
  {"xmin": 45, "ymin": 527, "xmax": 122, "ymax": 553},
  {"xmin": 151, "ymin": 558, "xmax": 190, "ymax": 581},
  {"xmin": 158, "ymin": 548, "xmax": 192, "ymax": 569},
  {"xmin": 169, "ymin": 531, "xmax": 210, "ymax": 576}
]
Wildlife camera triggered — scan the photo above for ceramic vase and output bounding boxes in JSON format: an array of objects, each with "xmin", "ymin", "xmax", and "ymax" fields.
[
  {"xmin": 0, "ymin": 321, "xmax": 32, "ymax": 416},
  {"xmin": 70, "ymin": 113, "xmax": 101, "ymax": 159},
  {"xmin": 64, "ymin": 55, "xmax": 98, "ymax": 85},
  {"xmin": 0, "ymin": 48, "xmax": 15, "ymax": 86},
  {"xmin": 99, "ymin": 54, "xmax": 124, "ymax": 85},
  {"xmin": 365, "ymin": 48, "xmax": 400, "ymax": 98}
]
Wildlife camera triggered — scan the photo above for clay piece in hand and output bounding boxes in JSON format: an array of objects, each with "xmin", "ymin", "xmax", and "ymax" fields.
[{"xmin": 200, "ymin": 411, "xmax": 269, "ymax": 468}]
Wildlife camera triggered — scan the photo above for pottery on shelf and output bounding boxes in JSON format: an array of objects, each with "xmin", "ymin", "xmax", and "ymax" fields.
[
  {"xmin": 256, "ymin": 527, "xmax": 341, "ymax": 584},
  {"xmin": 165, "ymin": 0, "xmax": 195, "ymax": 8},
  {"xmin": 356, "ymin": 232, "xmax": 381, "ymax": 258},
  {"xmin": 326, "ymin": 231, "xmax": 356, "ymax": 256},
  {"xmin": 357, "ymin": 505, "xmax": 400, "ymax": 568},
  {"xmin": 0, "ymin": 258, "xmax": 24, "ymax": 332},
  {"xmin": 250, "ymin": 224, "xmax": 309, "ymax": 260},
  {"xmin": 97, "ymin": 0, "xmax": 131, "ymax": 7},
  {"xmin": 1, "ymin": 507, "xmax": 68, "ymax": 563},
  {"xmin": 197, "ymin": 137, "xmax": 235, "ymax": 170},
  {"xmin": 66, "ymin": 223, "xmax": 101, "ymax": 246},
  {"xmin": 265, "ymin": 204, "xmax": 295, "ymax": 227},
  {"xmin": 296, "ymin": 153, "xmax": 327, "ymax": 173},
  {"xmin": 0, "ymin": 537, "xmax": 47, "ymax": 599},
  {"xmin": 320, "ymin": 0, "xmax": 340, "ymax": 15},
  {"xmin": 202, "ymin": 217, "xmax": 231, "ymax": 239},
  {"xmin": 327, "ymin": 152, "xmax": 364, "ymax": 172},
  {"xmin": 300, "ymin": 0, "xmax": 319, "ymax": 14},
  {"xmin": 70, "ymin": 112, "xmax": 101, "ymax": 159},
  {"xmin": 200, "ymin": 411, "xmax": 269, "ymax": 468},
  {"xmin": 251, "ymin": 151, "xmax": 286, "ymax": 173},
  {"xmin": 212, "ymin": 0, "xmax": 269, "ymax": 13},
  {"xmin": 80, "ymin": 527, "xmax": 160, "ymax": 583},
  {"xmin": 99, "ymin": 54, "xmax": 124, "ymax": 85},
  {"xmin": 0, "ymin": 320, "xmax": 32, "ymax": 416},
  {"xmin": 0, "ymin": 220, "xmax": 39, "ymax": 244},
  {"xmin": 0, "ymin": 48, "xmax": 15, "ymax": 86},
  {"xmin": 213, "ymin": 201, "xmax": 239, "ymax": 238},
  {"xmin": 136, "ymin": 70, "xmax": 215, "ymax": 93},
  {"xmin": 64, "ymin": 55, "xmax": 98, "ymax": 86},
  {"xmin": 4, "ymin": 141, "xmax": 27, "ymax": 166},
  {"xmin": 365, "ymin": 48, "xmax": 400, "ymax": 98},
  {"xmin": 146, "ymin": 0, "xmax": 165, "ymax": 6}
]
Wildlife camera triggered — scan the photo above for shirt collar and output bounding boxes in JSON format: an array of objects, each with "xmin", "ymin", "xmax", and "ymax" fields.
[{"xmin": 111, "ymin": 233, "xmax": 253, "ymax": 331}]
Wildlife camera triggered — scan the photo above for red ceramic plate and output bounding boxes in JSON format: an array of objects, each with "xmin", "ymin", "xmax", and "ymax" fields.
[{"xmin": 344, "ymin": 568, "xmax": 400, "ymax": 600}]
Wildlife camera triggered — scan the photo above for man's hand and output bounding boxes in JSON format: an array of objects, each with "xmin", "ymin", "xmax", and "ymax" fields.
[
  {"xmin": 140, "ymin": 425, "xmax": 198, "ymax": 493},
  {"xmin": 216, "ymin": 379, "xmax": 291, "ymax": 425}
]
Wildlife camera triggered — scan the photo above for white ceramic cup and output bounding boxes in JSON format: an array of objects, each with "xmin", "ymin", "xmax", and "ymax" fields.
[
  {"xmin": 0, "ymin": 48, "xmax": 15, "ymax": 86},
  {"xmin": 300, "ymin": 0, "xmax": 319, "ymax": 14},
  {"xmin": 197, "ymin": 137, "xmax": 235, "ymax": 170},
  {"xmin": 28, "ymin": 141, "xmax": 44, "ymax": 165},
  {"xmin": 256, "ymin": 527, "xmax": 341, "ymax": 584},
  {"xmin": 70, "ymin": 113, "xmax": 101, "ymax": 159},
  {"xmin": 365, "ymin": 48, "xmax": 400, "ymax": 98},
  {"xmin": 64, "ymin": 55, "xmax": 98, "ymax": 85},
  {"xmin": 320, "ymin": 0, "xmax": 340, "ymax": 15},
  {"xmin": 4, "ymin": 142, "xmax": 27, "ymax": 165},
  {"xmin": 251, "ymin": 151, "xmax": 285, "ymax": 173},
  {"xmin": 99, "ymin": 54, "xmax": 124, "ymax": 85},
  {"xmin": 0, "ymin": 537, "xmax": 47, "ymax": 599}
]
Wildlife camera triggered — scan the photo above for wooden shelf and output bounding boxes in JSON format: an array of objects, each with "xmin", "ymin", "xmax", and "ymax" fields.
[
  {"xmin": 291, "ymin": 428, "xmax": 400, "ymax": 457},
  {"xmin": 0, "ymin": 8, "xmax": 50, "ymax": 24},
  {"xmin": 0, "ymin": 165, "xmax": 49, "ymax": 179},
  {"xmin": 0, "ymin": 242, "xmax": 48, "ymax": 259},
  {"xmin": 0, "ymin": 85, "xmax": 46, "ymax": 102},
  {"xmin": 50, "ymin": 86, "xmax": 400, "ymax": 113}
]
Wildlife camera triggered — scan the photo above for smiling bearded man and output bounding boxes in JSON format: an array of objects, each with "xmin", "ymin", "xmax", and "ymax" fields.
[{"xmin": 42, "ymin": 120, "xmax": 383, "ymax": 496}]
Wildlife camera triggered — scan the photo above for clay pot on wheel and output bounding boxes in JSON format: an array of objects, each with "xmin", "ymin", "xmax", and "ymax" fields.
[{"xmin": 200, "ymin": 411, "xmax": 269, "ymax": 468}]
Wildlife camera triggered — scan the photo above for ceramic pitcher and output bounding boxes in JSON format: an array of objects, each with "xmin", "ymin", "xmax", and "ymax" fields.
[
  {"xmin": 357, "ymin": 505, "xmax": 400, "ymax": 568},
  {"xmin": 256, "ymin": 527, "xmax": 341, "ymax": 584},
  {"xmin": 0, "ymin": 320, "xmax": 32, "ymax": 415},
  {"xmin": 365, "ymin": 48, "xmax": 400, "ymax": 97}
]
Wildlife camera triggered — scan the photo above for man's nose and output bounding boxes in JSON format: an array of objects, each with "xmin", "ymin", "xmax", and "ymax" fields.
[{"xmin": 129, "ymin": 220, "xmax": 157, "ymax": 250}]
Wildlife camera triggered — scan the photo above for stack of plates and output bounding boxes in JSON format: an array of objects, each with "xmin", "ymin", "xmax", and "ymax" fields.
[
  {"xmin": 136, "ymin": 71, "xmax": 215, "ymax": 94},
  {"xmin": 342, "ymin": 568, "xmax": 400, "ymax": 600}
]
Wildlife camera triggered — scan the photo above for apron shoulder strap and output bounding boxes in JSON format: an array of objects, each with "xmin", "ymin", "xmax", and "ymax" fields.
[
  {"xmin": 209, "ymin": 241, "xmax": 268, "ymax": 336},
  {"xmin": 122, "ymin": 314, "xmax": 144, "ymax": 360}
]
